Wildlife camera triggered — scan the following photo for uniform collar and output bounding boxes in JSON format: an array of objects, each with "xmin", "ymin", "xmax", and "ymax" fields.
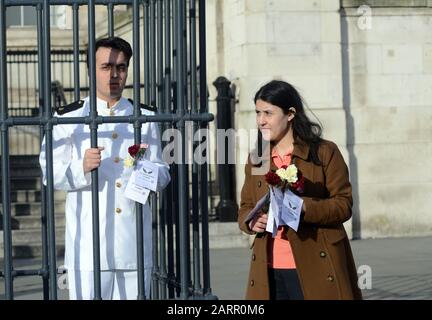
[{"xmin": 93, "ymin": 97, "xmax": 127, "ymax": 115}]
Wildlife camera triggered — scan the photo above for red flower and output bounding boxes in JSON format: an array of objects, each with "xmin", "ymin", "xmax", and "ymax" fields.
[
  {"xmin": 291, "ymin": 175, "xmax": 305, "ymax": 194},
  {"xmin": 128, "ymin": 144, "xmax": 140, "ymax": 157},
  {"xmin": 265, "ymin": 171, "xmax": 282, "ymax": 186}
]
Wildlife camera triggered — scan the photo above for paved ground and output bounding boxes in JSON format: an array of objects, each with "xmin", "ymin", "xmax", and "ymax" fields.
[
  {"xmin": 1, "ymin": 236, "xmax": 432, "ymax": 300},
  {"xmin": 211, "ymin": 236, "xmax": 432, "ymax": 300}
]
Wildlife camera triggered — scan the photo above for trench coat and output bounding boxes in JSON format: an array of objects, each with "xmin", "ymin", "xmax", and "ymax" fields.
[
  {"xmin": 39, "ymin": 97, "xmax": 171, "ymax": 272},
  {"xmin": 238, "ymin": 139, "xmax": 362, "ymax": 300}
]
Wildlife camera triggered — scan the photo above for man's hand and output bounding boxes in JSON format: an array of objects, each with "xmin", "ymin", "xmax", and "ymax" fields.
[
  {"xmin": 248, "ymin": 211, "xmax": 268, "ymax": 233},
  {"xmin": 83, "ymin": 147, "xmax": 105, "ymax": 174}
]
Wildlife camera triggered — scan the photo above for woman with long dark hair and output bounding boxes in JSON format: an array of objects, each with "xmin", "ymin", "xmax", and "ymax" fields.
[{"xmin": 238, "ymin": 80, "xmax": 362, "ymax": 300}]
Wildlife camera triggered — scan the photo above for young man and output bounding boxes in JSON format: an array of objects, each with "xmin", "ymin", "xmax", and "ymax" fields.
[{"xmin": 39, "ymin": 37, "xmax": 170, "ymax": 299}]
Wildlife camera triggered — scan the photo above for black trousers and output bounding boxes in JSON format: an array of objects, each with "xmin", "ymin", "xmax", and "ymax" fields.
[{"xmin": 268, "ymin": 268, "xmax": 304, "ymax": 300}]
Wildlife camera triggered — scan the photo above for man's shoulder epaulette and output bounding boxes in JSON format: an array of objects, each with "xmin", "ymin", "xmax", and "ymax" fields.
[
  {"xmin": 128, "ymin": 99, "xmax": 157, "ymax": 113},
  {"xmin": 55, "ymin": 100, "xmax": 84, "ymax": 115}
]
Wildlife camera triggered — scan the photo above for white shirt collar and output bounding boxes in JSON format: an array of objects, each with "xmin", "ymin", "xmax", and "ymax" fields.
[{"xmin": 91, "ymin": 96, "xmax": 128, "ymax": 115}]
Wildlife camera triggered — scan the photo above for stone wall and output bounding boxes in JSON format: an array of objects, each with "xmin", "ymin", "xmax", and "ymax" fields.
[
  {"xmin": 341, "ymin": 1, "xmax": 432, "ymax": 237},
  {"xmin": 6, "ymin": 1, "xmax": 431, "ymax": 238},
  {"xmin": 207, "ymin": 0, "xmax": 432, "ymax": 238}
]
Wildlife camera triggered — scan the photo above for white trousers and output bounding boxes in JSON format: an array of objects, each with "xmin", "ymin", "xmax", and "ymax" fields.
[{"xmin": 67, "ymin": 269, "xmax": 151, "ymax": 300}]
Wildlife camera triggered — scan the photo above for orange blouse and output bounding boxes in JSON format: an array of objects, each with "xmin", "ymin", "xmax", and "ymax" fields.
[{"xmin": 267, "ymin": 149, "xmax": 296, "ymax": 269}]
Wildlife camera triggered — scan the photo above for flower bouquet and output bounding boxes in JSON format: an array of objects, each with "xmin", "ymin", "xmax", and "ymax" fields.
[
  {"xmin": 264, "ymin": 164, "xmax": 305, "ymax": 195},
  {"xmin": 264, "ymin": 164, "xmax": 305, "ymax": 234},
  {"xmin": 124, "ymin": 143, "xmax": 148, "ymax": 168},
  {"xmin": 243, "ymin": 164, "xmax": 305, "ymax": 234}
]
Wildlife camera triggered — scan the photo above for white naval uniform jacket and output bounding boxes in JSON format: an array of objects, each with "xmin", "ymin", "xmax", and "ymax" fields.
[{"xmin": 39, "ymin": 97, "xmax": 171, "ymax": 271}]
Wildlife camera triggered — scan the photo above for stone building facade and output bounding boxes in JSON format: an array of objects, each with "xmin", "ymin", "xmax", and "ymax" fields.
[
  {"xmin": 5, "ymin": 0, "xmax": 432, "ymax": 239},
  {"xmin": 206, "ymin": 0, "xmax": 432, "ymax": 238}
]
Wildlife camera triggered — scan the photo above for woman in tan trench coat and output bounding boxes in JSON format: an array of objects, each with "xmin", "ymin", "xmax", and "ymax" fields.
[{"xmin": 238, "ymin": 80, "xmax": 362, "ymax": 300}]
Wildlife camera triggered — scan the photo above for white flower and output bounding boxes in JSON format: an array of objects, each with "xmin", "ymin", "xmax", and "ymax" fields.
[
  {"xmin": 275, "ymin": 164, "xmax": 298, "ymax": 183},
  {"xmin": 124, "ymin": 156, "xmax": 135, "ymax": 168}
]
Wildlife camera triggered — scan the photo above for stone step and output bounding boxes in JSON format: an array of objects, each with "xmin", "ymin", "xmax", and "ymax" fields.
[
  {"xmin": 0, "ymin": 156, "xmax": 39, "ymax": 170},
  {"xmin": 0, "ymin": 155, "xmax": 40, "ymax": 167},
  {"xmin": 0, "ymin": 156, "xmax": 40, "ymax": 179},
  {"xmin": 12, "ymin": 215, "xmax": 66, "ymax": 230},
  {"xmin": 0, "ymin": 225, "xmax": 65, "ymax": 259},
  {"xmin": 0, "ymin": 241, "xmax": 65, "ymax": 259},
  {"xmin": 5, "ymin": 132, "xmax": 41, "ymax": 155},
  {"xmin": 9, "ymin": 201, "xmax": 65, "ymax": 216},
  {"xmin": 207, "ymin": 221, "xmax": 242, "ymax": 236},
  {"xmin": 208, "ymin": 233, "xmax": 250, "ymax": 249},
  {"xmin": 0, "ymin": 178, "xmax": 41, "ymax": 191},
  {"xmin": 0, "ymin": 190, "xmax": 66, "ymax": 203},
  {"xmin": 0, "ymin": 228, "xmax": 65, "ymax": 244},
  {"xmin": 186, "ymin": 222, "xmax": 250, "ymax": 249},
  {"xmin": 2, "ymin": 168, "xmax": 41, "ymax": 178}
]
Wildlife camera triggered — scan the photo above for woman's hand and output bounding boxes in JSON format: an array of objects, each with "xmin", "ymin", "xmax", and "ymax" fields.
[{"xmin": 248, "ymin": 211, "xmax": 268, "ymax": 233}]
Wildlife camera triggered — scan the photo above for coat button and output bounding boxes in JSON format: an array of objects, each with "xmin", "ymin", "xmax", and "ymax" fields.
[
  {"xmin": 112, "ymin": 132, "xmax": 118, "ymax": 139},
  {"xmin": 320, "ymin": 251, "xmax": 326, "ymax": 258},
  {"xmin": 327, "ymin": 275, "xmax": 334, "ymax": 282},
  {"xmin": 258, "ymin": 181, "xmax": 262, "ymax": 188},
  {"xmin": 113, "ymin": 157, "xmax": 120, "ymax": 163},
  {"xmin": 109, "ymin": 110, "xmax": 115, "ymax": 116},
  {"xmin": 116, "ymin": 208, "xmax": 122, "ymax": 214},
  {"xmin": 116, "ymin": 182, "xmax": 122, "ymax": 188},
  {"xmin": 250, "ymin": 280, "xmax": 254, "ymax": 287},
  {"xmin": 252, "ymin": 254, "xmax": 256, "ymax": 261}
]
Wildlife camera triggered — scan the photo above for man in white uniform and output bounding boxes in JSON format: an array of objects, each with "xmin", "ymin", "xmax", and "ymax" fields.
[{"xmin": 39, "ymin": 37, "xmax": 170, "ymax": 299}]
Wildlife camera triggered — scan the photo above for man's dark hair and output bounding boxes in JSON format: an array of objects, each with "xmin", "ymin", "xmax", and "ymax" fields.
[{"xmin": 86, "ymin": 36, "xmax": 133, "ymax": 68}]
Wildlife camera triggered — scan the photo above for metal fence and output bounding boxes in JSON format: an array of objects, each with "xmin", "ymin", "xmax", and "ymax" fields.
[
  {"xmin": 7, "ymin": 49, "xmax": 88, "ymax": 116},
  {"xmin": 5, "ymin": 47, "xmax": 220, "ymax": 214},
  {"xmin": 5, "ymin": 49, "xmax": 88, "ymax": 155},
  {"xmin": 5, "ymin": 49, "xmax": 145, "ymax": 155},
  {"xmin": 1, "ymin": 0, "xmax": 215, "ymax": 300}
]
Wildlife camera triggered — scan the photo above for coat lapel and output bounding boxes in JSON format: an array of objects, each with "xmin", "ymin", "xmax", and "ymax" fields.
[{"xmin": 292, "ymin": 138, "xmax": 310, "ymax": 161}]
